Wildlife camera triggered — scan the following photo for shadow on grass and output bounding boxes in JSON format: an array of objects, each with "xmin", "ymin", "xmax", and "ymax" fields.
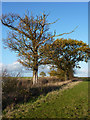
[
  {"xmin": 77, "ymin": 77, "xmax": 90, "ymax": 81},
  {"xmin": 29, "ymin": 79, "xmax": 80, "ymax": 99},
  {"xmin": 2, "ymin": 78, "xmax": 82, "ymax": 110}
]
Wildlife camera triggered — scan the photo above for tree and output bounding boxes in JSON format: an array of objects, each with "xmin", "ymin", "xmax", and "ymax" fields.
[
  {"xmin": 40, "ymin": 71, "xmax": 46, "ymax": 77},
  {"xmin": 48, "ymin": 70, "xmax": 57, "ymax": 77},
  {"xmin": 48, "ymin": 66, "xmax": 74, "ymax": 81},
  {"xmin": 1, "ymin": 12, "xmax": 77, "ymax": 84},
  {"xmin": 40, "ymin": 38, "xmax": 90, "ymax": 80}
]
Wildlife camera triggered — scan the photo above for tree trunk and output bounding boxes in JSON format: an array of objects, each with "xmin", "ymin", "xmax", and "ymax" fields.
[
  {"xmin": 69, "ymin": 71, "xmax": 74, "ymax": 79},
  {"xmin": 65, "ymin": 71, "xmax": 69, "ymax": 81},
  {"xmin": 65, "ymin": 72, "xmax": 67, "ymax": 81},
  {"xmin": 33, "ymin": 68, "xmax": 38, "ymax": 85},
  {"xmin": 33, "ymin": 55, "xmax": 38, "ymax": 85},
  {"xmin": 68, "ymin": 67, "xmax": 74, "ymax": 79}
]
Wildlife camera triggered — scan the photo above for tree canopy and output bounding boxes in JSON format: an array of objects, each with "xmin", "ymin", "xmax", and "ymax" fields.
[
  {"xmin": 40, "ymin": 71, "xmax": 46, "ymax": 77},
  {"xmin": 1, "ymin": 12, "xmax": 77, "ymax": 84},
  {"xmin": 39, "ymin": 38, "xmax": 90, "ymax": 80}
]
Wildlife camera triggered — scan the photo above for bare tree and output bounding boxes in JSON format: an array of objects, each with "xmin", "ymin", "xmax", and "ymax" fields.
[{"xmin": 1, "ymin": 12, "xmax": 77, "ymax": 84}]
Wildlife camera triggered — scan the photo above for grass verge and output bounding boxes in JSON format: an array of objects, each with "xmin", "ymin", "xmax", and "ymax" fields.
[{"xmin": 3, "ymin": 81, "xmax": 89, "ymax": 118}]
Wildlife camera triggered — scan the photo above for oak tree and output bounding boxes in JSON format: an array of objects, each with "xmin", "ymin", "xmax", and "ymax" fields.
[
  {"xmin": 1, "ymin": 13, "xmax": 77, "ymax": 84},
  {"xmin": 48, "ymin": 65, "xmax": 74, "ymax": 80},
  {"xmin": 40, "ymin": 38, "xmax": 90, "ymax": 80}
]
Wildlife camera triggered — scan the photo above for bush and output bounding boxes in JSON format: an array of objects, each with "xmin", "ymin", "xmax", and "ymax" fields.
[
  {"xmin": 2, "ymin": 77, "xmax": 31, "ymax": 110},
  {"xmin": 47, "ymin": 76, "xmax": 62, "ymax": 82},
  {"xmin": 2, "ymin": 70, "xmax": 65, "ymax": 110},
  {"xmin": 2, "ymin": 77, "xmax": 18, "ymax": 94},
  {"xmin": 39, "ymin": 71, "xmax": 46, "ymax": 77},
  {"xmin": 39, "ymin": 78, "xmax": 48, "ymax": 84},
  {"xmin": 38, "ymin": 76, "xmax": 62, "ymax": 85},
  {"xmin": 2, "ymin": 76, "xmax": 64, "ymax": 110}
]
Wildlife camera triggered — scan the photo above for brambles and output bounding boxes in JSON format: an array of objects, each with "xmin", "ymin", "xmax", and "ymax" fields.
[{"xmin": 2, "ymin": 69, "xmax": 62, "ymax": 110}]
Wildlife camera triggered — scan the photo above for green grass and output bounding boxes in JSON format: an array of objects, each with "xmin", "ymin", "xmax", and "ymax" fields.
[
  {"xmin": 78, "ymin": 77, "xmax": 90, "ymax": 81},
  {"xmin": 18, "ymin": 77, "xmax": 32, "ymax": 79},
  {"xmin": 3, "ymin": 81, "xmax": 89, "ymax": 118}
]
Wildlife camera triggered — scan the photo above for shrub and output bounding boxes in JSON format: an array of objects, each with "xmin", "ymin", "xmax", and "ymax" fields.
[
  {"xmin": 39, "ymin": 71, "xmax": 46, "ymax": 77},
  {"xmin": 42, "ymin": 79, "xmax": 48, "ymax": 84},
  {"xmin": 2, "ymin": 70, "xmax": 66, "ymax": 110},
  {"xmin": 38, "ymin": 76, "xmax": 62, "ymax": 85},
  {"xmin": 2, "ymin": 77, "xmax": 18, "ymax": 94},
  {"xmin": 2, "ymin": 77, "xmax": 31, "ymax": 110}
]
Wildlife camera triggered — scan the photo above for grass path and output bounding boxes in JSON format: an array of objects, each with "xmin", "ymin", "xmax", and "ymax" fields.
[{"xmin": 3, "ymin": 80, "xmax": 89, "ymax": 118}]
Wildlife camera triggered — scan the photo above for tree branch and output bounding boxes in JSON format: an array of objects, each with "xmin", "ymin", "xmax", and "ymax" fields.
[
  {"xmin": 1, "ymin": 20, "xmax": 31, "ymax": 39},
  {"xmin": 36, "ymin": 26, "xmax": 78, "ymax": 49},
  {"xmin": 46, "ymin": 18, "xmax": 60, "ymax": 25},
  {"xmin": 18, "ymin": 16, "xmax": 33, "ymax": 36}
]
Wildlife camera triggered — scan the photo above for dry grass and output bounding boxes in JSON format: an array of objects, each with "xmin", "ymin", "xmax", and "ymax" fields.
[
  {"xmin": 2, "ymin": 76, "xmax": 82, "ymax": 110},
  {"xmin": 3, "ymin": 80, "xmax": 88, "ymax": 118}
]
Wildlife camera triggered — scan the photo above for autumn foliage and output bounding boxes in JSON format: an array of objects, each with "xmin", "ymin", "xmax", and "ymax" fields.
[
  {"xmin": 1, "ymin": 12, "xmax": 77, "ymax": 84},
  {"xmin": 40, "ymin": 38, "xmax": 90, "ymax": 80}
]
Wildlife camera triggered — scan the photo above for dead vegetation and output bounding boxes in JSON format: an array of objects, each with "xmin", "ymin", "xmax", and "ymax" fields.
[{"xmin": 2, "ymin": 70, "xmax": 83, "ymax": 110}]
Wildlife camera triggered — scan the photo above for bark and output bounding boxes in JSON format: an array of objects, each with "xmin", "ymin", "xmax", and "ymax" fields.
[
  {"xmin": 65, "ymin": 71, "xmax": 69, "ymax": 81},
  {"xmin": 68, "ymin": 67, "xmax": 74, "ymax": 79},
  {"xmin": 33, "ymin": 68, "xmax": 38, "ymax": 85},
  {"xmin": 33, "ymin": 54, "xmax": 38, "ymax": 85},
  {"xmin": 69, "ymin": 71, "xmax": 74, "ymax": 79}
]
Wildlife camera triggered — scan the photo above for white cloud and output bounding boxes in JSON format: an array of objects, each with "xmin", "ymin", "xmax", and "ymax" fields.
[
  {"xmin": 38, "ymin": 65, "xmax": 51, "ymax": 76},
  {"xmin": 0, "ymin": 61, "xmax": 89, "ymax": 77},
  {"xmin": 74, "ymin": 62, "xmax": 88, "ymax": 77},
  {"xmin": 7, "ymin": 61, "xmax": 22, "ymax": 72},
  {"xmin": 0, "ymin": 61, "xmax": 25, "ymax": 76},
  {"xmin": 75, "ymin": 67, "xmax": 88, "ymax": 77},
  {"xmin": 0, "ymin": 61, "xmax": 33, "ymax": 77},
  {"xmin": 0, "ymin": 63, "xmax": 3, "ymax": 75}
]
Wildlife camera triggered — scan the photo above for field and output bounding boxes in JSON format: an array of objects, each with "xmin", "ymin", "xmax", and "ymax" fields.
[{"xmin": 2, "ymin": 78, "xmax": 89, "ymax": 119}]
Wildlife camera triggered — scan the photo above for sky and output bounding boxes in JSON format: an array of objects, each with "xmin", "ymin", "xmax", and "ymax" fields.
[{"xmin": 0, "ymin": 2, "xmax": 89, "ymax": 77}]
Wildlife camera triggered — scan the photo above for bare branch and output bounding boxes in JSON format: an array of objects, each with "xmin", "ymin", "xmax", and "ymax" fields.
[
  {"xmin": 46, "ymin": 18, "xmax": 60, "ymax": 25},
  {"xmin": 18, "ymin": 15, "xmax": 33, "ymax": 36},
  {"xmin": 18, "ymin": 59, "xmax": 33, "ymax": 68},
  {"xmin": 1, "ymin": 19, "xmax": 31, "ymax": 39},
  {"xmin": 36, "ymin": 26, "xmax": 78, "ymax": 49},
  {"xmin": 37, "ymin": 14, "xmax": 46, "ymax": 40}
]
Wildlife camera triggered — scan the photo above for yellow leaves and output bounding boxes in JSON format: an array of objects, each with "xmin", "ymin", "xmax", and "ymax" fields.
[
  {"xmin": 22, "ymin": 52, "xmax": 25, "ymax": 55},
  {"xmin": 42, "ymin": 38, "xmax": 89, "ymax": 65},
  {"xmin": 8, "ymin": 43, "xmax": 11, "ymax": 46},
  {"xmin": 20, "ymin": 20, "xmax": 23, "ymax": 23},
  {"xmin": 52, "ymin": 50, "xmax": 55, "ymax": 54},
  {"xmin": 18, "ymin": 53, "xmax": 21, "ymax": 56},
  {"xmin": 50, "ymin": 45, "xmax": 52, "ymax": 48}
]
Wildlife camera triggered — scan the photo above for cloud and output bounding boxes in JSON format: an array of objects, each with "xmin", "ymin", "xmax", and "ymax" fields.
[
  {"xmin": 0, "ymin": 61, "xmax": 89, "ymax": 77},
  {"xmin": 39, "ymin": 64, "xmax": 89, "ymax": 77},
  {"xmin": 0, "ymin": 61, "xmax": 34, "ymax": 77},
  {"xmin": 75, "ymin": 68, "xmax": 88, "ymax": 77},
  {"xmin": 38, "ymin": 65, "xmax": 51, "ymax": 76},
  {"xmin": 0, "ymin": 62, "xmax": 51, "ymax": 77},
  {"xmin": 6, "ymin": 61, "xmax": 22, "ymax": 72},
  {"xmin": 0, "ymin": 61, "xmax": 25, "ymax": 76},
  {"xmin": 0, "ymin": 63, "xmax": 3, "ymax": 75}
]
